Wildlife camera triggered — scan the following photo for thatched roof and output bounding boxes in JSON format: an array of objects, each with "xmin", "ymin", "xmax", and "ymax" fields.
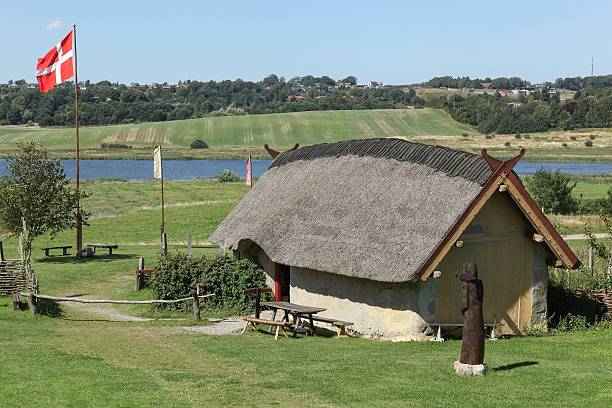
[{"xmin": 210, "ymin": 138, "xmax": 494, "ymax": 283}]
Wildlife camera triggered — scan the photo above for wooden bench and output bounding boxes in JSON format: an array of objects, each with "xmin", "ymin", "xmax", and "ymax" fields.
[
  {"xmin": 301, "ymin": 315, "xmax": 354, "ymax": 338},
  {"xmin": 242, "ymin": 316, "xmax": 290, "ymax": 340},
  {"xmin": 42, "ymin": 245, "xmax": 72, "ymax": 257},
  {"xmin": 86, "ymin": 244, "xmax": 119, "ymax": 256}
]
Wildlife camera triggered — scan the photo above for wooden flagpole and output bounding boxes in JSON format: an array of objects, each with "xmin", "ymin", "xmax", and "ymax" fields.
[
  {"xmin": 73, "ymin": 24, "xmax": 82, "ymax": 255},
  {"xmin": 160, "ymin": 147, "xmax": 165, "ymax": 241},
  {"xmin": 248, "ymin": 153, "xmax": 253, "ymax": 189}
]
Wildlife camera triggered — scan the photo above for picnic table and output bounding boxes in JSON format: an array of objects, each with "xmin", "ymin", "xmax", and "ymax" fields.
[
  {"xmin": 262, "ymin": 301, "xmax": 326, "ymax": 336},
  {"xmin": 86, "ymin": 244, "xmax": 119, "ymax": 256}
]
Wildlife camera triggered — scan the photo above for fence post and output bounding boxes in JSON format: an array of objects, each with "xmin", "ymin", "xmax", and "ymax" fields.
[
  {"xmin": 0, "ymin": 241, "xmax": 4, "ymax": 261},
  {"xmin": 191, "ymin": 288, "xmax": 201, "ymax": 320},
  {"xmin": 12, "ymin": 293, "xmax": 21, "ymax": 311},
  {"xmin": 187, "ymin": 232, "xmax": 192, "ymax": 258},
  {"xmin": 588, "ymin": 244, "xmax": 594, "ymax": 274},
  {"xmin": 255, "ymin": 287, "xmax": 261, "ymax": 319}
]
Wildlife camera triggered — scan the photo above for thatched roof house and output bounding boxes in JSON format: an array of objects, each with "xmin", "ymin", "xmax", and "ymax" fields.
[{"xmin": 211, "ymin": 138, "xmax": 579, "ymax": 339}]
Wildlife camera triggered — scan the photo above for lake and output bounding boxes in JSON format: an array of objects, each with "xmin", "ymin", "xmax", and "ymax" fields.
[{"xmin": 0, "ymin": 159, "xmax": 611, "ymax": 180}]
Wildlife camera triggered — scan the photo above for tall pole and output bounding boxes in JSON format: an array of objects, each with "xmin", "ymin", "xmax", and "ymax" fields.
[
  {"xmin": 160, "ymin": 147, "xmax": 165, "ymax": 240},
  {"xmin": 73, "ymin": 24, "xmax": 82, "ymax": 255}
]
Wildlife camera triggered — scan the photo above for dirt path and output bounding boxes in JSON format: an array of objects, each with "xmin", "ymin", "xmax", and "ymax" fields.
[{"xmin": 64, "ymin": 298, "xmax": 153, "ymax": 322}]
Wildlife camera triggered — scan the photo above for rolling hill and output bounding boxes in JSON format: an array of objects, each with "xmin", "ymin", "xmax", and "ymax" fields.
[{"xmin": 0, "ymin": 108, "xmax": 476, "ymax": 153}]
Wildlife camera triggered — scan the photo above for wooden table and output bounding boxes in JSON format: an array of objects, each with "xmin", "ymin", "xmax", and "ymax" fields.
[{"xmin": 262, "ymin": 301, "xmax": 326, "ymax": 336}]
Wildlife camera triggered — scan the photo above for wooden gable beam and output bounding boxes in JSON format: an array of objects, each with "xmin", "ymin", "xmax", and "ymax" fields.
[
  {"xmin": 264, "ymin": 143, "xmax": 300, "ymax": 159},
  {"xmin": 481, "ymin": 150, "xmax": 580, "ymax": 270},
  {"xmin": 418, "ymin": 149, "xmax": 525, "ymax": 281}
]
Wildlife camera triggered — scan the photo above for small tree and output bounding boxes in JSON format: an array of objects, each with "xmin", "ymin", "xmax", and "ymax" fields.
[
  {"xmin": 526, "ymin": 168, "xmax": 577, "ymax": 214},
  {"xmin": 0, "ymin": 142, "xmax": 88, "ymax": 288},
  {"xmin": 217, "ymin": 169, "xmax": 241, "ymax": 183}
]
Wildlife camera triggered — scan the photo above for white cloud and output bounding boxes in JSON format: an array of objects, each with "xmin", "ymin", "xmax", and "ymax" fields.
[{"xmin": 46, "ymin": 20, "xmax": 66, "ymax": 30}]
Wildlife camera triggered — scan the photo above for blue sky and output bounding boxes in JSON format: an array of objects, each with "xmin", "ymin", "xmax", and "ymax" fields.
[{"xmin": 2, "ymin": 0, "xmax": 611, "ymax": 84}]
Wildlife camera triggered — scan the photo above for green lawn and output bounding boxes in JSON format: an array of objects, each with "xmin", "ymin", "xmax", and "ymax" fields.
[{"xmin": 1, "ymin": 178, "xmax": 611, "ymax": 407}]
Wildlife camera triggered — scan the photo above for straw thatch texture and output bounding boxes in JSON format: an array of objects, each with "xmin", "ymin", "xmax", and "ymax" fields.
[
  {"xmin": 210, "ymin": 150, "xmax": 485, "ymax": 282},
  {"xmin": 270, "ymin": 138, "xmax": 493, "ymax": 186}
]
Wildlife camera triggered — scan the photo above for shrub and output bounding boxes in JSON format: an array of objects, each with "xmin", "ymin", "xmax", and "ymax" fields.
[
  {"xmin": 515, "ymin": 133, "xmax": 521, "ymax": 139},
  {"xmin": 190, "ymin": 139, "xmax": 209, "ymax": 149},
  {"xmin": 523, "ymin": 134, "xmax": 531, "ymax": 139},
  {"xmin": 151, "ymin": 252, "xmax": 266, "ymax": 313},
  {"xmin": 585, "ymin": 140, "xmax": 593, "ymax": 147},
  {"xmin": 100, "ymin": 143, "xmax": 131, "ymax": 150},
  {"xmin": 504, "ymin": 142, "xmax": 511, "ymax": 147},
  {"xmin": 570, "ymin": 136, "xmax": 577, "ymax": 141},
  {"xmin": 562, "ymin": 143, "xmax": 568, "ymax": 147},
  {"xmin": 217, "ymin": 169, "xmax": 241, "ymax": 183},
  {"xmin": 461, "ymin": 132, "xmax": 469, "ymax": 138},
  {"xmin": 485, "ymin": 134, "xmax": 493, "ymax": 139},
  {"xmin": 589, "ymin": 134, "xmax": 596, "ymax": 140}
]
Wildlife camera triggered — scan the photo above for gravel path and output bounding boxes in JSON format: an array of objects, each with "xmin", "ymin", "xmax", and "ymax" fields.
[
  {"xmin": 64, "ymin": 299, "xmax": 152, "ymax": 322},
  {"xmin": 181, "ymin": 317, "xmax": 245, "ymax": 335}
]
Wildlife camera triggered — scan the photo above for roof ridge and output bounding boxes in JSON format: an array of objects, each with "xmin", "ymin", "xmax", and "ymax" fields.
[{"xmin": 270, "ymin": 138, "xmax": 493, "ymax": 185}]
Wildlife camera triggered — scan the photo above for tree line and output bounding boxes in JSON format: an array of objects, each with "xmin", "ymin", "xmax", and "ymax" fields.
[
  {"xmin": 437, "ymin": 86, "xmax": 612, "ymax": 134},
  {"xmin": 0, "ymin": 75, "xmax": 422, "ymax": 127}
]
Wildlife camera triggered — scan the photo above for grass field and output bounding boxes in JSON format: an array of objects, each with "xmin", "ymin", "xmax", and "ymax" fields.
[
  {"xmin": 0, "ymin": 179, "xmax": 611, "ymax": 407},
  {"xmin": 2, "ymin": 108, "xmax": 612, "ymax": 161},
  {"xmin": 0, "ymin": 109, "xmax": 475, "ymax": 159}
]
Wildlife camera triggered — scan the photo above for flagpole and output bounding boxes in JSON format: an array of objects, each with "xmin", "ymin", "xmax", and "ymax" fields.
[
  {"xmin": 73, "ymin": 24, "xmax": 82, "ymax": 255},
  {"xmin": 248, "ymin": 153, "xmax": 253, "ymax": 189},
  {"xmin": 160, "ymin": 147, "xmax": 165, "ymax": 239}
]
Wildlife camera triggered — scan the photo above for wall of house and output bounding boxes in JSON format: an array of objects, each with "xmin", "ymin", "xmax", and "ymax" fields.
[
  {"xmin": 433, "ymin": 191, "xmax": 551, "ymax": 335},
  {"xmin": 290, "ymin": 266, "xmax": 437, "ymax": 340}
]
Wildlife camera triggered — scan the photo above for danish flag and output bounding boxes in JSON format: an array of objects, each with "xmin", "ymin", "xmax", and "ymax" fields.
[{"xmin": 36, "ymin": 30, "xmax": 75, "ymax": 93}]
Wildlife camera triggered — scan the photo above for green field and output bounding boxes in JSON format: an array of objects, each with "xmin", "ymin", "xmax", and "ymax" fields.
[
  {"xmin": 0, "ymin": 179, "xmax": 611, "ymax": 407},
  {"xmin": 0, "ymin": 109, "xmax": 475, "ymax": 159}
]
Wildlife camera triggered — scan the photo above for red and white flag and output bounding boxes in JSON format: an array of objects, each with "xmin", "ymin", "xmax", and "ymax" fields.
[
  {"xmin": 245, "ymin": 155, "xmax": 253, "ymax": 187},
  {"xmin": 36, "ymin": 30, "xmax": 75, "ymax": 93}
]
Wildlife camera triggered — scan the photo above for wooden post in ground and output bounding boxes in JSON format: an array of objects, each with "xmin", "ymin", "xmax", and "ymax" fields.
[
  {"xmin": 135, "ymin": 257, "xmax": 146, "ymax": 291},
  {"xmin": 12, "ymin": 293, "xmax": 21, "ymax": 311},
  {"xmin": 191, "ymin": 288, "xmax": 201, "ymax": 320},
  {"xmin": 29, "ymin": 292, "xmax": 37, "ymax": 315},
  {"xmin": 187, "ymin": 232, "xmax": 192, "ymax": 258},
  {"xmin": 0, "ymin": 241, "xmax": 4, "ymax": 261},
  {"xmin": 588, "ymin": 244, "xmax": 594, "ymax": 274},
  {"xmin": 255, "ymin": 287, "xmax": 261, "ymax": 319}
]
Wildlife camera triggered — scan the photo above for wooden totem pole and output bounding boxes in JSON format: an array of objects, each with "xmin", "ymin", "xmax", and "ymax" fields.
[{"xmin": 454, "ymin": 262, "xmax": 486, "ymax": 375}]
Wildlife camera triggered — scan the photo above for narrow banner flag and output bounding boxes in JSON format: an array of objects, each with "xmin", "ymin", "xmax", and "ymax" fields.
[
  {"xmin": 153, "ymin": 146, "xmax": 163, "ymax": 179},
  {"xmin": 36, "ymin": 30, "xmax": 75, "ymax": 93},
  {"xmin": 245, "ymin": 155, "xmax": 253, "ymax": 187}
]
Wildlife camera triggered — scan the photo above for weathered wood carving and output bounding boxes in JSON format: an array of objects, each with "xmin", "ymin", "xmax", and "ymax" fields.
[{"xmin": 457, "ymin": 262, "xmax": 485, "ymax": 365}]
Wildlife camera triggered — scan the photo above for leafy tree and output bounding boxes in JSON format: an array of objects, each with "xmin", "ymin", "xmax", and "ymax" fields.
[
  {"xmin": 525, "ymin": 168, "xmax": 577, "ymax": 214},
  {"xmin": 0, "ymin": 143, "xmax": 88, "ymax": 288},
  {"xmin": 217, "ymin": 169, "xmax": 241, "ymax": 183}
]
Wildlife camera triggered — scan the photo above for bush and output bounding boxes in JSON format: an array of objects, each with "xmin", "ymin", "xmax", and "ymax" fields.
[
  {"xmin": 100, "ymin": 143, "xmax": 131, "ymax": 150},
  {"xmin": 485, "ymin": 134, "xmax": 494, "ymax": 139},
  {"xmin": 562, "ymin": 143, "xmax": 568, "ymax": 147},
  {"xmin": 523, "ymin": 134, "xmax": 531, "ymax": 139},
  {"xmin": 217, "ymin": 169, "xmax": 241, "ymax": 183},
  {"xmin": 190, "ymin": 139, "xmax": 209, "ymax": 149},
  {"xmin": 504, "ymin": 142, "xmax": 511, "ymax": 147},
  {"xmin": 515, "ymin": 133, "xmax": 522, "ymax": 139},
  {"xmin": 461, "ymin": 132, "xmax": 469, "ymax": 138},
  {"xmin": 585, "ymin": 140, "xmax": 593, "ymax": 147},
  {"xmin": 151, "ymin": 252, "xmax": 266, "ymax": 313},
  {"xmin": 589, "ymin": 134, "xmax": 596, "ymax": 140},
  {"xmin": 570, "ymin": 136, "xmax": 578, "ymax": 141}
]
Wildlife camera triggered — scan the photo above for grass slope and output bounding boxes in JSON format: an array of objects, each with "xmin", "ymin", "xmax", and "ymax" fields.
[{"xmin": 0, "ymin": 109, "xmax": 474, "ymax": 158}]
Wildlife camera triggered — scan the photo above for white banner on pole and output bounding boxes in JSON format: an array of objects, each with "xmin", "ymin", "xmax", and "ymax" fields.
[{"xmin": 153, "ymin": 146, "xmax": 163, "ymax": 179}]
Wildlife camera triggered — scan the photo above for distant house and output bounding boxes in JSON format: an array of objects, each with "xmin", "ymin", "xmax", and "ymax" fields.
[
  {"xmin": 287, "ymin": 95, "xmax": 304, "ymax": 102},
  {"xmin": 498, "ymin": 89, "xmax": 511, "ymax": 97},
  {"xmin": 210, "ymin": 138, "xmax": 579, "ymax": 340},
  {"xmin": 480, "ymin": 82, "xmax": 493, "ymax": 89}
]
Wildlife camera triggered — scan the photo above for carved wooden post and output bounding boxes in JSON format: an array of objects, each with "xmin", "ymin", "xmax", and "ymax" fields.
[
  {"xmin": 454, "ymin": 262, "xmax": 485, "ymax": 375},
  {"xmin": 12, "ymin": 292, "xmax": 21, "ymax": 311},
  {"xmin": 0, "ymin": 240, "xmax": 5, "ymax": 261}
]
